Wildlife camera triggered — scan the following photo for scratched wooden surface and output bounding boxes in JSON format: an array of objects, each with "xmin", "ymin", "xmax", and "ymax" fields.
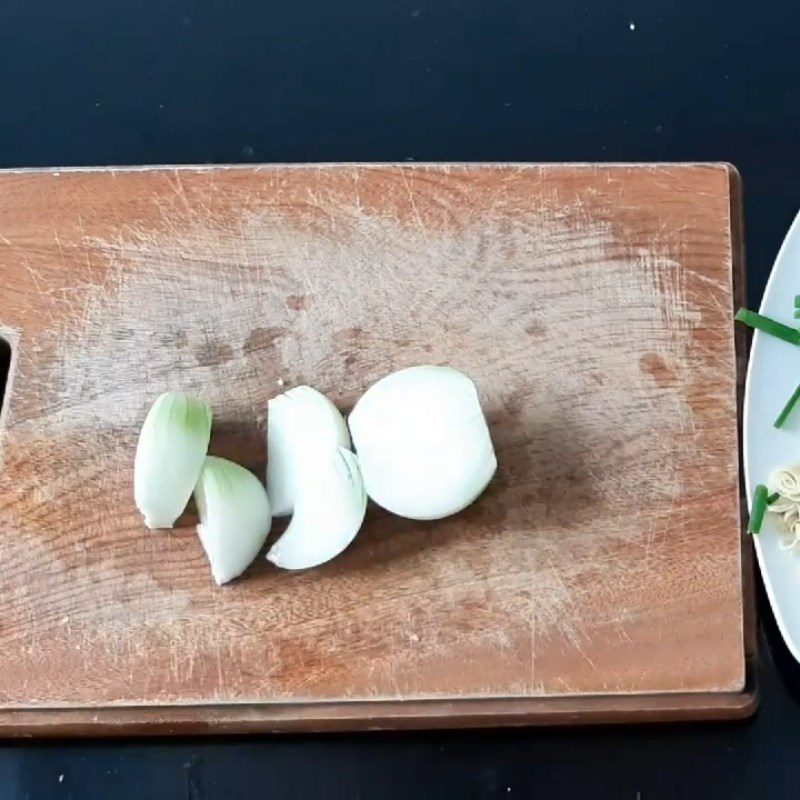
[{"xmin": 0, "ymin": 164, "xmax": 746, "ymax": 731}]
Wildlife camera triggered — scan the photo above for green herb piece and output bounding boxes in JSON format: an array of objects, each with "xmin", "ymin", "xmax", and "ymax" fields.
[
  {"xmin": 768, "ymin": 492, "xmax": 780, "ymax": 505},
  {"xmin": 735, "ymin": 308, "xmax": 800, "ymax": 346},
  {"xmin": 748, "ymin": 484, "xmax": 769, "ymax": 535},
  {"xmin": 775, "ymin": 382, "xmax": 800, "ymax": 428},
  {"xmin": 795, "ymin": 295, "xmax": 800, "ymax": 308},
  {"xmin": 794, "ymin": 310, "xmax": 800, "ymax": 319}
]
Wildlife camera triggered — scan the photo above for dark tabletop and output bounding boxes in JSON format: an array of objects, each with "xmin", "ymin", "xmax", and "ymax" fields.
[{"xmin": 1, "ymin": 0, "xmax": 799, "ymax": 797}]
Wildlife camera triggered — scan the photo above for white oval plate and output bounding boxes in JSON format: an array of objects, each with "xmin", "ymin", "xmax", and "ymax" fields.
[{"xmin": 744, "ymin": 210, "xmax": 800, "ymax": 661}]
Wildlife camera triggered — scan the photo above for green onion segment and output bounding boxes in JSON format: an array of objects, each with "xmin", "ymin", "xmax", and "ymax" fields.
[
  {"xmin": 748, "ymin": 484, "xmax": 769, "ymax": 535},
  {"xmin": 735, "ymin": 308, "xmax": 800, "ymax": 346},
  {"xmin": 775, "ymin": 382, "xmax": 800, "ymax": 429}
]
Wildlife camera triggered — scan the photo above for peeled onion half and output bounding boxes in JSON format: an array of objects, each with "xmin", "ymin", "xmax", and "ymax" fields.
[{"xmin": 348, "ymin": 365, "xmax": 497, "ymax": 520}]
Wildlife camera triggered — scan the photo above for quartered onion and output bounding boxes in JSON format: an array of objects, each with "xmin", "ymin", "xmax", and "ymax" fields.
[
  {"xmin": 194, "ymin": 456, "xmax": 272, "ymax": 585},
  {"xmin": 134, "ymin": 392, "xmax": 212, "ymax": 529}
]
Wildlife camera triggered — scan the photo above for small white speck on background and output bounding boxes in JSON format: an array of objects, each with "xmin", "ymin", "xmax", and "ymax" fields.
[
  {"xmin": 58, "ymin": 774, "xmax": 64, "ymax": 783},
  {"xmin": 277, "ymin": 378, "xmax": 284, "ymax": 387},
  {"xmin": 629, "ymin": 21, "xmax": 636, "ymax": 30}
]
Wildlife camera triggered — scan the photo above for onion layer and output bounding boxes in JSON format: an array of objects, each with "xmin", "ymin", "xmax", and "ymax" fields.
[
  {"xmin": 266, "ymin": 386, "xmax": 351, "ymax": 517},
  {"xmin": 267, "ymin": 448, "xmax": 367, "ymax": 570}
]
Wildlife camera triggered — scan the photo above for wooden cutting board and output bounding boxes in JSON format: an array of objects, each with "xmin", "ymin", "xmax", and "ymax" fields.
[{"xmin": 0, "ymin": 163, "xmax": 752, "ymax": 736}]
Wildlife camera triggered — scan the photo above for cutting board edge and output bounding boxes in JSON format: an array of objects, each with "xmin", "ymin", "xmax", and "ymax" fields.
[
  {"xmin": 0, "ymin": 676, "xmax": 759, "ymax": 737},
  {"xmin": 0, "ymin": 160, "xmax": 739, "ymax": 177}
]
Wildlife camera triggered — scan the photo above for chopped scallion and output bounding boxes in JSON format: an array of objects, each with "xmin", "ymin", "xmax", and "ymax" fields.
[
  {"xmin": 735, "ymin": 308, "xmax": 800, "ymax": 346},
  {"xmin": 748, "ymin": 484, "xmax": 769, "ymax": 535},
  {"xmin": 794, "ymin": 295, "xmax": 800, "ymax": 309},
  {"xmin": 768, "ymin": 492, "xmax": 780, "ymax": 505},
  {"xmin": 775, "ymin": 382, "xmax": 800, "ymax": 428}
]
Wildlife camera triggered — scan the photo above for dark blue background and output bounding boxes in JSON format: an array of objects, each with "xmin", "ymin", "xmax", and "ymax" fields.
[{"xmin": 0, "ymin": 0, "xmax": 798, "ymax": 797}]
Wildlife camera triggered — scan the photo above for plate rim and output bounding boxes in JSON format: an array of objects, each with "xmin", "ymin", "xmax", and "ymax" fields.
[{"xmin": 743, "ymin": 209, "xmax": 800, "ymax": 662}]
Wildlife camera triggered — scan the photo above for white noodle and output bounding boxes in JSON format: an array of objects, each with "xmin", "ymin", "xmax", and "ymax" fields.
[{"xmin": 767, "ymin": 465, "xmax": 800, "ymax": 551}]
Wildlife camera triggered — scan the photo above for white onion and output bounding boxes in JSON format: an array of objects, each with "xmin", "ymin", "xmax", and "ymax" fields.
[
  {"xmin": 194, "ymin": 456, "xmax": 272, "ymax": 585},
  {"xmin": 348, "ymin": 365, "xmax": 497, "ymax": 520},
  {"xmin": 134, "ymin": 392, "xmax": 212, "ymax": 529},
  {"xmin": 266, "ymin": 386, "xmax": 350, "ymax": 517},
  {"xmin": 267, "ymin": 448, "xmax": 367, "ymax": 570}
]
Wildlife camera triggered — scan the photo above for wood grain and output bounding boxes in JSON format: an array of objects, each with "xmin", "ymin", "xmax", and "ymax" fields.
[{"xmin": 0, "ymin": 163, "xmax": 750, "ymax": 734}]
